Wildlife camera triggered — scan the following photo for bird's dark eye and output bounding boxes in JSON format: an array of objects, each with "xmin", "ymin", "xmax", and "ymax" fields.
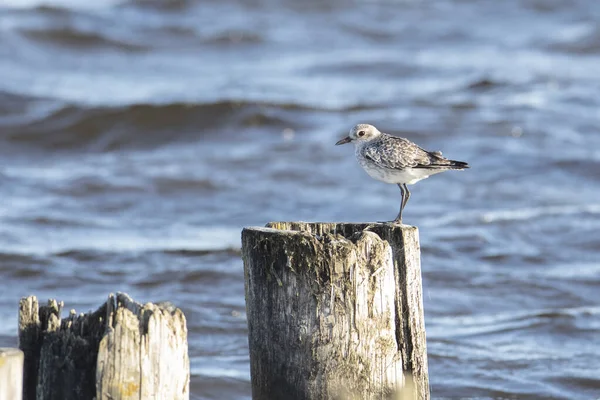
[{"xmin": 358, "ymin": 131, "xmax": 365, "ymax": 137}]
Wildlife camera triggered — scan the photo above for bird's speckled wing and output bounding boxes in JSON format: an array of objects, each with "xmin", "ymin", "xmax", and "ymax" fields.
[{"xmin": 361, "ymin": 134, "xmax": 452, "ymax": 170}]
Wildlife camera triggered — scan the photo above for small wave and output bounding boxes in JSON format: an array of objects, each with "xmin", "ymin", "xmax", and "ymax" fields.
[
  {"xmin": 53, "ymin": 249, "xmax": 114, "ymax": 262},
  {"xmin": 547, "ymin": 24, "xmax": 600, "ymax": 55},
  {"xmin": 430, "ymin": 306, "xmax": 600, "ymax": 339},
  {"xmin": 554, "ymin": 159, "xmax": 600, "ymax": 180},
  {"xmin": 466, "ymin": 77, "xmax": 506, "ymax": 91},
  {"xmin": 149, "ymin": 176, "xmax": 224, "ymax": 195},
  {"xmin": 551, "ymin": 375, "xmax": 600, "ymax": 393},
  {"xmin": 536, "ymin": 262, "xmax": 600, "ymax": 280},
  {"xmin": 422, "ymin": 204, "xmax": 600, "ymax": 227},
  {"xmin": 0, "ymin": 252, "xmax": 50, "ymax": 280},
  {"xmin": 304, "ymin": 59, "xmax": 417, "ymax": 80},
  {"xmin": 0, "ymin": 251, "xmax": 49, "ymax": 266},
  {"xmin": 0, "ymin": 90, "xmax": 54, "ymax": 115},
  {"xmin": 19, "ymin": 27, "xmax": 148, "ymax": 52},
  {"xmin": 193, "ymin": 365, "xmax": 250, "ymax": 381},
  {"xmin": 18, "ymin": 215, "xmax": 115, "ymax": 228},
  {"xmin": 479, "ymin": 204, "xmax": 600, "ymax": 223},
  {"xmin": 338, "ymin": 23, "xmax": 397, "ymax": 42},
  {"xmin": 119, "ymin": 0, "xmax": 192, "ymax": 11},
  {"xmin": 1, "ymin": 1, "xmax": 119, "ymax": 9},
  {"xmin": 163, "ymin": 248, "xmax": 241, "ymax": 257},
  {"xmin": 0, "ymin": 226, "xmax": 241, "ymax": 257},
  {"xmin": 32, "ymin": 5, "xmax": 70, "ymax": 15},
  {"xmin": 203, "ymin": 31, "xmax": 263, "ymax": 45},
  {"xmin": 1, "ymin": 99, "xmax": 319, "ymax": 151}
]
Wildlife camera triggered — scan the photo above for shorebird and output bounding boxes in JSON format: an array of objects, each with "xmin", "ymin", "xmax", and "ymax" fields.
[{"xmin": 336, "ymin": 123, "xmax": 469, "ymax": 223}]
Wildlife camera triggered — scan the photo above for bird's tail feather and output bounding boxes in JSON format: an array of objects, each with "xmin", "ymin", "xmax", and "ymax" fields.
[
  {"xmin": 420, "ymin": 159, "xmax": 469, "ymax": 169},
  {"xmin": 447, "ymin": 160, "xmax": 469, "ymax": 169},
  {"xmin": 425, "ymin": 150, "xmax": 469, "ymax": 169}
]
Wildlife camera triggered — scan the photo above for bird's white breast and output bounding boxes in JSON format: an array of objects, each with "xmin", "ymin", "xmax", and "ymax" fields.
[{"xmin": 355, "ymin": 147, "xmax": 441, "ymax": 185}]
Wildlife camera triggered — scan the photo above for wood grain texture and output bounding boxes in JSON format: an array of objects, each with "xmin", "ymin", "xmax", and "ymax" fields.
[
  {"xmin": 96, "ymin": 295, "xmax": 189, "ymax": 400},
  {"xmin": 18, "ymin": 293, "xmax": 189, "ymax": 400},
  {"xmin": 242, "ymin": 222, "xmax": 429, "ymax": 400},
  {"xmin": 0, "ymin": 348, "xmax": 24, "ymax": 400}
]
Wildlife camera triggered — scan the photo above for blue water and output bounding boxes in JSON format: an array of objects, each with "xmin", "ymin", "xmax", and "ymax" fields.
[{"xmin": 1, "ymin": 0, "xmax": 600, "ymax": 398}]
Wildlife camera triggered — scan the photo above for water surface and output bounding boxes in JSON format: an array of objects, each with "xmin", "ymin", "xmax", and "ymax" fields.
[{"xmin": 1, "ymin": 0, "xmax": 599, "ymax": 398}]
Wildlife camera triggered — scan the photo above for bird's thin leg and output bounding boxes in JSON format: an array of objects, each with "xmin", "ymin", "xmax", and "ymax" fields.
[
  {"xmin": 394, "ymin": 184, "xmax": 405, "ymax": 223},
  {"xmin": 402, "ymin": 183, "xmax": 411, "ymax": 211}
]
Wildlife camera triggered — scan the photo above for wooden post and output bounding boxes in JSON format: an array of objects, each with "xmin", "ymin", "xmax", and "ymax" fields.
[
  {"xmin": 18, "ymin": 293, "xmax": 189, "ymax": 400},
  {"xmin": 0, "ymin": 348, "xmax": 24, "ymax": 400},
  {"xmin": 241, "ymin": 222, "xmax": 429, "ymax": 400}
]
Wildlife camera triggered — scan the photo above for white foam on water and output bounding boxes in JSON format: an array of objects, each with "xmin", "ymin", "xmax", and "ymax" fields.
[
  {"xmin": 480, "ymin": 204, "xmax": 600, "ymax": 223},
  {"xmin": 538, "ymin": 262, "xmax": 600, "ymax": 280},
  {"xmin": 421, "ymin": 203, "xmax": 600, "ymax": 227},
  {"xmin": 0, "ymin": 225, "xmax": 241, "ymax": 256},
  {"xmin": 192, "ymin": 359, "xmax": 250, "ymax": 381}
]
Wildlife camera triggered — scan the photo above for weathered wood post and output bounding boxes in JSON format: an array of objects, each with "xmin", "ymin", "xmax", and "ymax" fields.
[
  {"xmin": 0, "ymin": 348, "xmax": 24, "ymax": 400},
  {"xmin": 241, "ymin": 222, "xmax": 429, "ymax": 400},
  {"xmin": 18, "ymin": 293, "xmax": 189, "ymax": 400}
]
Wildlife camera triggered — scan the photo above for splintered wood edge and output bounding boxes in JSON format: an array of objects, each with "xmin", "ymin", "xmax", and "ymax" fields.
[
  {"xmin": 243, "ymin": 223, "xmax": 418, "ymax": 247},
  {"xmin": 246, "ymin": 222, "xmax": 417, "ymax": 234},
  {"xmin": 18, "ymin": 293, "xmax": 185, "ymax": 333},
  {"xmin": 241, "ymin": 226, "xmax": 317, "ymax": 243},
  {"xmin": 243, "ymin": 225, "xmax": 313, "ymax": 235},
  {"xmin": 264, "ymin": 221, "xmax": 418, "ymax": 233},
  {"xmin": 266, "ymin": 221, "xmax": 416, "ymax": 227}
]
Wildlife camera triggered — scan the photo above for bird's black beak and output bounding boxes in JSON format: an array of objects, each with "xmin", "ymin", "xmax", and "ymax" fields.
[{"xmin": 335, "ymin": 136, "xmax": 352, "ymax": 145}]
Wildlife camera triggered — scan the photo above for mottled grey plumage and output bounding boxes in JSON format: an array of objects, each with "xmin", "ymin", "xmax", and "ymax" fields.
[
  {"xmin": 362, "ymin": 134, "xmax": 464, "ymax": 170},
  {"xmin": 336, "ymin": 123, "xmax": 469, "ymax": 223}
]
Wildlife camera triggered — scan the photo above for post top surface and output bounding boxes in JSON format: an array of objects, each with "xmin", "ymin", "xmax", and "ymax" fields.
[{"xmin": 243, "ymin": 221, "xmax": 417, "ymax": 235}]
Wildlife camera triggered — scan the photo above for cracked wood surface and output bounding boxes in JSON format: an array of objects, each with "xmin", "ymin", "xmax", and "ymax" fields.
[
  {"xmin": 18, "ymin": 293, "xmax": 189, "ymax": 400},
  {"xmin": 242, "ymin": 222, "xmax": 429, "ymax": 400}
]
